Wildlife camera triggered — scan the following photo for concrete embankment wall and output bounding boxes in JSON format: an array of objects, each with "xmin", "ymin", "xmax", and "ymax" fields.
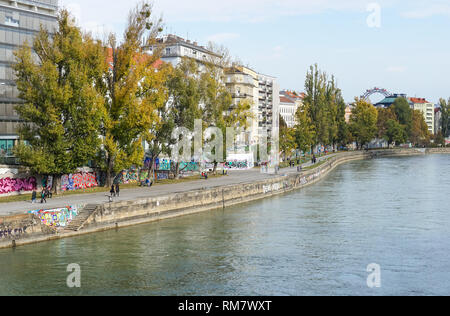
[{"xmin": 1, "ymin": 148, "xmax": 449, "ymax": 249}]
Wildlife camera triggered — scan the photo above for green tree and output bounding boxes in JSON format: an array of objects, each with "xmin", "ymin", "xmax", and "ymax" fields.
[
  {"xmin": 279, "ymin": 116, "xmax": 296, "ymax": 159},
  {"xmin": 349, "ymin": 98, "xmax": 378, "ymax": 149},
  {"xmin": 96, "ymin": 1, "xmax": 164, "ymax": 186},
  {"xmin": 440, "ymin": 98, "xmax": 450, "ymax": 138},
  {"xmin": 377, "ymin": 107, "xmax": 397, "ymax": 140},
  {"xmin": 294, "ymin": 105, "xmax": 316, "ymax": 153},
  {"xmin": 392, "ymin": 97, "xmax": 413, "ymax": 137},
  {"xmin": 303, "ymin": 64, "xmax": 346, "ymax": 151},
  {"xmin": 13, "ymin": 10, "xmax": 105, "ymax": 193},
  {"xmin": 384, "ymin": 119, "xmax": 407, "ymax": 147},
  {"xmin": 166, "ymin": 58, "xmax": 203, "ymax": 178}
]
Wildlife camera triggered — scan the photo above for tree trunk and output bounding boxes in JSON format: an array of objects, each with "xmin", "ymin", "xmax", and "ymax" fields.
[
  {"xmin": 106, "ymin": 157, "xmax": 114, "ymax": 187},
  {"xmin": 52, "ymin": 175, "xmax": 61, "ymax": 195}
]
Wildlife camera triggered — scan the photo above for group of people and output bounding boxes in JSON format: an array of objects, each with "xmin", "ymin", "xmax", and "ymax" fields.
[
  {"xmin": 31, "ymin": 188, "xmax": 52, "ymax": 204},
  {"xmin": 201, "ymin": 172, "xmax": 208, "ymax": 180}
]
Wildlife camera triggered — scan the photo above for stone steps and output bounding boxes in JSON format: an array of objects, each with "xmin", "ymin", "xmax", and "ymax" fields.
[{"xmin": 65, "ymin": 204, "xmax": 98, "ymax": 232}]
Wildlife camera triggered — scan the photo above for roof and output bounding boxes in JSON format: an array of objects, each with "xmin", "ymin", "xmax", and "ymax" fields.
[
  {"xmin": 409, "ymin": 97, "xmax": 431, "ymax": 104},
  {"xmin": 280, "ymin": 90, "xmax": 305, "ymax": 101},
  {"xmin": 106, "ymin": 47, "xmax": 163, "ymax": 69},
  {"xmin": 280, "ymin": 96, "xmax": 295, "ymax": 104}
]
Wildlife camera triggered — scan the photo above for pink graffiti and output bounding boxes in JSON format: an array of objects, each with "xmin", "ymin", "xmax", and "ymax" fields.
[{"xmin": 0, "ymin": 177, "xmax": 37, "ymax": 195}]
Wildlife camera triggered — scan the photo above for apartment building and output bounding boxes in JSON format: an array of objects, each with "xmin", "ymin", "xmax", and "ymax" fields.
[
  {"xmin": 410, "ymin": 98, "xmax": 435, "ymax": 135},
  {"xmin": 225, "ymin": 65, "xmax": 259, "ymax": 148},
  {"xmin": 0, "ymin": 0, "xmax": 58, "ymax": 157},
  {"xmin": 146, "ymin": 34, "xmax": 222, "ymax": 68},
  {"xmin": 258, "ymin": 73, "xmax": 279, "ymax": 144},
  {"xmin": 279, "ymin": 90, "xmax": 304, "ymax": 128}
]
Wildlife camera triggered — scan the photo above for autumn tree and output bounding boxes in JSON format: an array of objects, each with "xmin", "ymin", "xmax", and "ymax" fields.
[
  {"xmin": 13, "ymin": 10, "xmax": 105, "ymax": 193},
  {"xmin": 377, "ymin": 107, "xmax": 397, "ymax": 140},
  {"xmin": 410, "ymin": 110, "xmax": 431, "ymax": 146},
  {"xmin": 349, "ymin": 98, "xmax": 378, "ymax": 149},
  {"xmin": 96, "ymin": 1, "xmax": 165, "ymax": 186}
]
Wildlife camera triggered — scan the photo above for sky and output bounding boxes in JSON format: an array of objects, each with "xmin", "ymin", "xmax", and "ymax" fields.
[{"xmin": 59, "ymin": 0, "xmax": 450, "ymax": 104}]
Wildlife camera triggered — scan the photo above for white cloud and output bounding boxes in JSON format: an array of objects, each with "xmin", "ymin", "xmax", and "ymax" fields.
[{"xmin": 207, "ymin": 33, "xmax": 240, "ymax": 43}]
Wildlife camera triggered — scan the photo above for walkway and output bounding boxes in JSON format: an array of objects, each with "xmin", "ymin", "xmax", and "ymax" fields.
[{"xmin": 0, "ymin": 155, "xmax": 334, "ymax": 216}]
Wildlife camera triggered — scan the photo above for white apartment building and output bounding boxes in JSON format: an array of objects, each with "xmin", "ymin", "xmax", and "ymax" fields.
[
  {"xmin": 279, "ymin": 90, "xmax": 304, "ymax": 128},
  {"xmin": 146, "ymin": 34, "xmax": 222, "ymax": 68},
  {"xmin": 410, "ymin": 98, "xmax": 435, "ymax": 135},
  {"xmin": 258, "ymin": 74, "xmax": 279, "ymax": 144}
]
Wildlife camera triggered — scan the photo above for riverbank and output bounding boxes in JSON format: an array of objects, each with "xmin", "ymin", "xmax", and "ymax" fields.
[{"xmin": 1, "ymin": 148, "xmax": 449, "ymax": 249}]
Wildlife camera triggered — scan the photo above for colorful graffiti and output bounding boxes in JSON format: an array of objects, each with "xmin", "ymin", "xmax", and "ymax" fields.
[
  {"xmin": 224, "ymin": 161, "xmax": 249, "ymax": 170},
  {"xmin": 115, "ymin": 169, "xmax": 140, "ymax": 184},
  {"xmin": 29, "ymin": 206, "xmax": 81, "ymax": 228},
  {"xmin": 0, "ymin": 177, "xmax": 37, "ymax": 195},
  {"xmin": 158, "ymin": 159, "xmax": 171, "ymax": 171},
  {"xmin": 180, "ymin": 162, "xmax": 199, "ymax": 172},
  {"xmin": 61, "ymin": 173, "xmax": 98, "ymax": 191}
]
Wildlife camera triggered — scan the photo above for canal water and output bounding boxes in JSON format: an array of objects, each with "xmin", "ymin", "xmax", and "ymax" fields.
[{"xmin": 0, "ymin": 155, "xmax": 449, "ymax": 296}]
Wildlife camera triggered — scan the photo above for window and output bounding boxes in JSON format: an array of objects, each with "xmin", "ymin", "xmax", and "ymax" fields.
[
  {"xmin": 5, "ymin": 16, "xmax": 19, "ymax": 28},
  {"xmin": 0, "ymin": 139, "xmax": 15, "ymax": 156}
]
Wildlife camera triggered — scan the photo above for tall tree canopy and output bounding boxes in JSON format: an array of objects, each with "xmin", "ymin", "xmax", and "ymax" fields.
[
  {"xmin": 349, "ymin": 98, "xmax": 378, "ymax": 149},
  {"xmin": 13, "ymin": 10, "xmax": 105, "ymax": 192}
]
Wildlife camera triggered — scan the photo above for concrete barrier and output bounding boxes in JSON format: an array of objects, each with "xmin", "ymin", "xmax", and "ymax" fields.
[{"xmin": 1, "ymin": 148, "xmax": 449, "ymax": 249}]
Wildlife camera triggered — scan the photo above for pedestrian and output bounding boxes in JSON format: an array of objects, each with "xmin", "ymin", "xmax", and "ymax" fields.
[
  {"xmin": 31, "ymin": 190, "xmax": 37, "ymax": 204},
  {"xmin": 40, "ymin": 190, "xmax": 47, "ymax": 204},
  {"xmin": 110, "ymin": 185, "xmax": 116, "ymax": 197},
  {"xmin": 115, "ymin": 183, "xmax": 120, "ymax": 197}
]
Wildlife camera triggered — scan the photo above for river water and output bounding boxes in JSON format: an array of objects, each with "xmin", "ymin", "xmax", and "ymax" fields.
[{"xmin": 1, "ymin": 155, "xmax": 449, "ymax": 296}]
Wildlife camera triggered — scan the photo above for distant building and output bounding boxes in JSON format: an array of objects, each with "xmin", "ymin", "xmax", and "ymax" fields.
[
  {"xmin": 375, "ymin": 94, "xmax": 413, "ymax": 108},
  {"xmin": 0, "ymin": 0, "xmax": 58, "ymax": 157},
  {"xmin": 279, "ymin": 90, "xmax": 304, "ymax": 128},
  {"xmin": 345, "ymin": 105, "xmax": 353, "ymax": 123},
  {"xmin": 409, "ymin": 98, "xmax": 435, "ymax": 135},
  {"xmin": 435, "ymin": 107, "xmax": 442, "ymax": 135},
  {"xmin": 146, "ymin": 34, "xmax": 222, "ymax": 68},
  {"xmin": 225, "ymin": 65, "xmax": 259, "ymax": 147},
  {"xmin": 258, "ymin": 73, "xmax": 279, "ymax": 145}
]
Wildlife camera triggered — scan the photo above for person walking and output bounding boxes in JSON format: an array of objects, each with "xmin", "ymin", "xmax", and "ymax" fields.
[
  {"xmin": 115, "ymin": 183, "xmax": 120, "ymax": 197},
  {"xmin": 31, "ymin": 190, "xmax": 37, "ymax": 204},
  {"xmin": 40, "ymin": 190, "xmax": 47, "ymax": 204},
  {"xmin": 110, "ymin": 185, "xmax": 116, "ymax": 197}
]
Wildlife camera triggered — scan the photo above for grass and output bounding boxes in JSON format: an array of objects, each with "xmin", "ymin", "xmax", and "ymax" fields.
[{"xmin": 0, "ymin": 173, "xmax": 226, "ymax": 204}]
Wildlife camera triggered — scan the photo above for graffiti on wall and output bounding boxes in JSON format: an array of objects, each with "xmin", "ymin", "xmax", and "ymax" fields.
[
  {"xmin": 0, "ymin": 226, "xmax": 28, "ymax": 239},
  {"xmin": 0, "ymin": 177, "xmax": 37, "ymax": 195},
  {"xmin": 28, "ymin": 206, "xmax": 81, "ymax": 228},
  {"xmin": 180, "ymin": 162, "xmax": 199, "ymax": 172},
  {"xmin": 225, "ymin": 161, "xmax": 249, "ymax": 170},
  {"xmin": 115, "ymin": 169, "xmax": 139, "ymax": 184},
  {"xmin": 61, "ymin": 173, "xmax": 98, "ymax": 191}
]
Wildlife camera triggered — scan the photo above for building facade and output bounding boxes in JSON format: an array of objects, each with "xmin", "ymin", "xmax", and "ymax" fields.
[
  {"xmin": 146, "ymin": 34, "xmax": 222, "ymax": 68},
  {"xmin": 409, "ymin": 98, "xmax": 435, "ymax": 135},
  {"xmin": 258, "ymin": 73, "xmax": 279, "ymax": 145},
  {"xmin": 279, "ymin": 90, "xmax": 304, "ymax": 128},
  {"xmin": 434, "ymin": 107, "xmax": 442, "ymax": 135},
  {"xmin": 0, "ymin": 0, "xmax": 58, "ymax": 157},
  {"xmin": 225, "ymin": 65, "xmax": 259, "ymax": 148}
]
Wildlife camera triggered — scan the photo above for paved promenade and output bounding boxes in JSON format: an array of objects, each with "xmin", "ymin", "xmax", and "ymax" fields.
[{"xmin": 0, "ymin": 155, "xmax": 333, "ymax": 216}]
